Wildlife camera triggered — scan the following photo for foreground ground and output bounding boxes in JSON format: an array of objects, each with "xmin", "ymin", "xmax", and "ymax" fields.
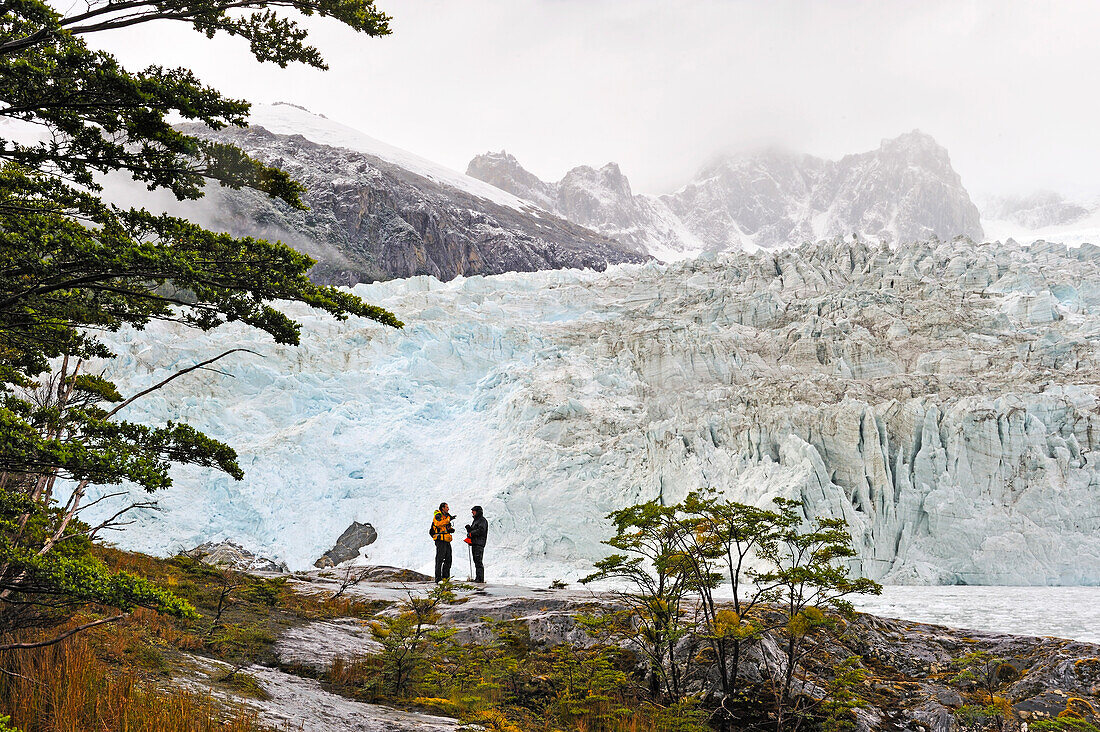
[{"xmin": 2, "ymin": 549, "xmax": 1099, "ymax": 732}]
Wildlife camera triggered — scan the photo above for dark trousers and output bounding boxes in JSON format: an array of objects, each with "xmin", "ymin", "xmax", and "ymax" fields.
[
  {"xmin": 434, "ymin": 540, "xmax": 452, "ymax": 582},
  {"xmin": 471, "ymin": 544, "xmax": 485, "ymax": 583}
]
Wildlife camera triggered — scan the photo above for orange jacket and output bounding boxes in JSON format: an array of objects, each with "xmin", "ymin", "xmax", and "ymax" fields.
[{"xmin": 431, "ymin": 510, "xmax": 453, "ymax": 542}]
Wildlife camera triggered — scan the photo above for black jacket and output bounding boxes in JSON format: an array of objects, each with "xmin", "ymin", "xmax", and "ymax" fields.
[{"xmin": 466, "ymin": 514, "xmax": 488, "ymax": 547}]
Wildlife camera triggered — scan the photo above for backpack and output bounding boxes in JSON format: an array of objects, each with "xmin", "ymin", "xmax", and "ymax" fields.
[{"xmin": 429, "ymin": 522, "xmax": 438, "ymax": 539}]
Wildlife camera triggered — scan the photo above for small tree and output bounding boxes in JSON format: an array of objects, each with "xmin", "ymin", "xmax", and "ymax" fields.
[
  {"xmin": 752, "ymin": 499, "xmax": 881, "ymax": 732},
  {"xmin": 677, "ymin": 490, "xmax": 784, "ymax": 725},
  {"xmin": 368, "ymin": 583, "xmax": 456, "ymax": 697},
  {"xmin": 950, "ymin": 651, "xmax": 1017, "ymax": 731},
  {"xmin": 820, "ymin": 656, "xmax": 868, "ymax": 732},
  {"xmin": 581, "ymin": 500, "xmax": 695, "ymax": 702}
]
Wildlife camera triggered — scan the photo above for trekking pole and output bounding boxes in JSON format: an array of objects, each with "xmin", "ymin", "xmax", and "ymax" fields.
[{"xmin": 467, "ymin": 542, "xmax": 474, "ymax": 582}]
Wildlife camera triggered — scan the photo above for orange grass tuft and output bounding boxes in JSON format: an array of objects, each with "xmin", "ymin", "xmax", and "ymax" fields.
[{"xmin": 0, "ymin": 623, "xmax": 269, "ymax": 732}]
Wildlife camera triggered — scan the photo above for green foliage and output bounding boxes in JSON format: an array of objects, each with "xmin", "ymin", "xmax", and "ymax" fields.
[
  {"xmin": 243, "ymin": 576, "xmax": 285, "ymax": 606},
  {"xmin": 953, "ymin": 700, "xmax": 1016, "ymax": 731},
  {"xmin": 0, "ymin": 0, "xmax": 400, "ymax": 649},
  {"xmin": 366, "ymin": 583, "xmax": 456, "ymax": 697},
  {"xmin": 581, "ymin": 499, "xmax": 696, "ymax": 701},
  {"xmin": 221, "ymin": 670, "xmax": 270, "ymax": 700},
  {"xmin": 949, "ymin": 651, "xmax": 1015, "ymax": 704},
  {"xmin": 582, "ymin": 494, "xmax": 880, "ymax": 731},
  {"xmin": 0, "ymin": 714, "xmax": 17, "ymax": 732},
  {"xmin": 422, "ymin": 616, "xmax": 709, "ymax": 732},
  {"xmin": 206, "ymin": 622, "xmax": 276, "ymax": 673},
  {"xmin": 1032, "ymin": 720, "xmax": 1100, "ymax": 732},
  {"xmin": 820, "ymin": 656, "xmax": 868, "ymax": 732},
  {"xmin": 675, "ymin": 489, "xmax": 785, "ymax": 715},
  {"xmin": 749, "ymin": 498, "xmax": 880, "ymax": 731}
]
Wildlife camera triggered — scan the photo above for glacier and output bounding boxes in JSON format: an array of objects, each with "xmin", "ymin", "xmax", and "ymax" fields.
[{"xmin": 82, "ymin": 238, "xmax": 1100, "ymax": 584}]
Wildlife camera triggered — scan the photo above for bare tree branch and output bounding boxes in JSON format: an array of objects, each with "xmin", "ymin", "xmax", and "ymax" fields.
[
  {"xmin": 0, "ymin": 614, "xmax": 125, "ymax": 651},
  {"xmin": 106, "ymin": 348, "xmax": 260, "ymax": 418}
]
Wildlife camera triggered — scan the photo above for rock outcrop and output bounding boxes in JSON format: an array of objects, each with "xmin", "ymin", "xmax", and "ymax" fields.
[
  {"xmin": 467, "ymin": 131, "xmax": 983, "ymax": 258},
  {"xmin": 186, "ymin": 540, "xmax": 288, "ymax": 574},
  {"xmin": 282, "ymin": 575, "xmax": 1100, "ymax": 732},
  {"xmin": 313, "ymin": 522, "xmax": 377, "ymax": 568}
]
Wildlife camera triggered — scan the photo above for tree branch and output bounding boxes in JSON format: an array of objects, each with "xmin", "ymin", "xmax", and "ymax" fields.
[
  {"xmin": 105, "ymin": 348, "xmax": 260, "ymax": 418},
  {"xmin": 0, "ymin": 615, "xmax": 125, "ymax": 651}
]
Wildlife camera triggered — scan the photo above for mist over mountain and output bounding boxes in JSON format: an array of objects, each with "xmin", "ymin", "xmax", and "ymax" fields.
[
  {"xmin": 981, "ymin": 191, "xmax": 1100, "ymax": 247},
  {"xmin": 468, "ymin": 131, "xmax": 984, "ymax": 259},
  {"xmin": 984, "ymin": 191, "xmax": 1095, "ymax": 230}
]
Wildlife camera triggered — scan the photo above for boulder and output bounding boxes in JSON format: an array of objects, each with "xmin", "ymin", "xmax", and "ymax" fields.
[{"xmin": 313, "ymin": 522, "xmax": 377, "ymax": 568}]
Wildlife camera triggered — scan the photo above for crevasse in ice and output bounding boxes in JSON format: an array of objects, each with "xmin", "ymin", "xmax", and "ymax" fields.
[{"xmin": 82, "ymin": 238, "xmax": 1100, "ymax": 584}]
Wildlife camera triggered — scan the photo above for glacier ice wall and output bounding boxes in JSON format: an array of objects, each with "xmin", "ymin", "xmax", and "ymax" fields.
[{"xmin": 86, "ymin": 238, "xmax": 1100, "ymax": 584}]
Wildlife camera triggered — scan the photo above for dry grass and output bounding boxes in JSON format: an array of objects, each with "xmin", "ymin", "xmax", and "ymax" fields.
[
  {"xmin": 0, "ymin": 621, "xmax": 270, "ymax": 732},
  {"xmin": 277, "ymin": 586, "xmax": 388, "ymax": 620}
]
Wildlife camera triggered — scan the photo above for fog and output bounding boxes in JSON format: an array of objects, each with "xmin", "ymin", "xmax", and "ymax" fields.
[{"xmin": 85, "ymin": 0, "xmax": 1100, "ymax": 197}]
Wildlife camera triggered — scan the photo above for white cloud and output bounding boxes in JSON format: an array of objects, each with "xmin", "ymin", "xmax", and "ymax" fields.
[{"xmin": 84, "ymin": 0, "xmax": 1100, "ymax": 197}]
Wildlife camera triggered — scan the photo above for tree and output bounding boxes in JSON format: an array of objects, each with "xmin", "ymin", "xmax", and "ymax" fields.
[
  {"xmin": 820, "ymin": 656, "xmax": 868, "ymax": 732},
  {"xmin": 950, "ymin": 651, "xmax": 1017, "ymax": 732},
  {"xmin": 752, "ymin": 499, "xmax": 881, "ymax": 732},
  {"xmin": 0, "ymin": 0, "xmax": 400, "ymax": 647},
  {"xmin": 677, "ymin": 490, "xmax": 783, "ymax": 726},
  {"xmin": 367, "ymin": 583, "xmax": 457, "ymax": 697},
  {"xmin": 580, "ymin": 500, "xmax": 696, "ymax": 702}
]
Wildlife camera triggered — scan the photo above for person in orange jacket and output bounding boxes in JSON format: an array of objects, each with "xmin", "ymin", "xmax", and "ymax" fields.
[{"xmin": 430, "ymin": 502, "xmax": 454, "ymax": 582}]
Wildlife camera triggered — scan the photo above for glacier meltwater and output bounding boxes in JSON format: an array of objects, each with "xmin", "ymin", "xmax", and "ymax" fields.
[{"xmin": 81, "ymin": 239, "xmax": 1100, "ymax": 583}]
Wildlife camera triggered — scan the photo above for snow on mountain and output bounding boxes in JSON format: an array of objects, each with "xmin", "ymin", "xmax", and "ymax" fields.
[
  {"xmin": 467, "ymin": 152, "xmax": 705, "ymax": 261},
  {"xmin": 467, "ymin": 132, "xmax": 984, "ymax": 260},
  {"xmin": 984, "ymin": 191, "xmax": 1091, "ymax": 230},
  {"xmin": 82, "ymin": 238, "xmax": 1100, "ymax": 585},
  {"xmin": 117, "ymin": 104, "xmax": 649, "ymax": 286},
  {"xmin": 250, "ymin": 104, "xmax": 538, "ymax": 213}
]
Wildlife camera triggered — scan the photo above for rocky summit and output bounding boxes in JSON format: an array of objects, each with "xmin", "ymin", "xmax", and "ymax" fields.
[
  {"xmin": 468, "ymin": 131, "xmax": 983, "ymax": 259},
  {"xmin": 169, "ymin": 104, "xmax": 647, "ymax": 286}
]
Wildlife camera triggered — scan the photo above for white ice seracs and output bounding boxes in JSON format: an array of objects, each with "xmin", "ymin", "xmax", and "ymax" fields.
[{"xmin": 82, "ymin": 238, "xmax": 1100, "ymax": 584}]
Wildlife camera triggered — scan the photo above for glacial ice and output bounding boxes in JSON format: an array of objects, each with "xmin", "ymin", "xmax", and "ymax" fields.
[{"xmin": 81, "ymin": 238, "xmax": 1100, "ymax": 584}]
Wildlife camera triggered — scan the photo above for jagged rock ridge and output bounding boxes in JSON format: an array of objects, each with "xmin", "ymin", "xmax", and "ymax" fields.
[
  {"xmin": 172, "ymin": 104, "xmax": 647, "ymax": 286},
  {"xmin": 467, "ymin": 131, "xmax": 984, "ymax": 259},
  {"xmin": 314, "ymin": 521, "xmax": 377, "ymax": 568}
]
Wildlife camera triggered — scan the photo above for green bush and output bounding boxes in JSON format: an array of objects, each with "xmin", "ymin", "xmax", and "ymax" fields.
[{"xmin": 1032, "ymin": 720, "xmax": 1100, "ymax": 732}]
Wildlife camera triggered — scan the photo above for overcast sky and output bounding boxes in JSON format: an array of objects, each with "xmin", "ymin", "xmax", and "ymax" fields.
[{"xmin": 90, "ymin": 0, "xmax": 1100, "ymax": 198}]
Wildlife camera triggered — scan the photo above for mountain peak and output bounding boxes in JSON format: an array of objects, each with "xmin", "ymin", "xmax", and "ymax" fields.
[
  {"xmin": 878, "ymin": 129, "xmax": 947, "ymax": 157},
  {"xmin": 465, "ymin": 150, "xmax": 556, "ymax": 209},
  {"xmin": 467, "ymin": 133, "xmax": 983, "ymax": 257}
]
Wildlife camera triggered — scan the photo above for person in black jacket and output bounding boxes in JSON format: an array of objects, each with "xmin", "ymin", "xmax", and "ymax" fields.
[{"xmin": 465, "ymin": 505, "xmax": 488, "ymax": 583}]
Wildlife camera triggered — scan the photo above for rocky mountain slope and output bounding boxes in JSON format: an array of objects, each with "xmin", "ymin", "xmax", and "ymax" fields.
[
  {"xmin": 467, "ymin": 132, "xmax": 984, "ymax": 259},
  {"xmin": 84, "ymin": 238, "xmax": 1100, "ymax": 585},
  {"xmin": 165, "ymin": 104, "xmax": 647, "ymax": 285}
]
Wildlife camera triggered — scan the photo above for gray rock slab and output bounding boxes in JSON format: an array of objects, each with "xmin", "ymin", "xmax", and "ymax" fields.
[{"xmin": 276, "ymin": 619, "xmax": 383, "ymax": 672}]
